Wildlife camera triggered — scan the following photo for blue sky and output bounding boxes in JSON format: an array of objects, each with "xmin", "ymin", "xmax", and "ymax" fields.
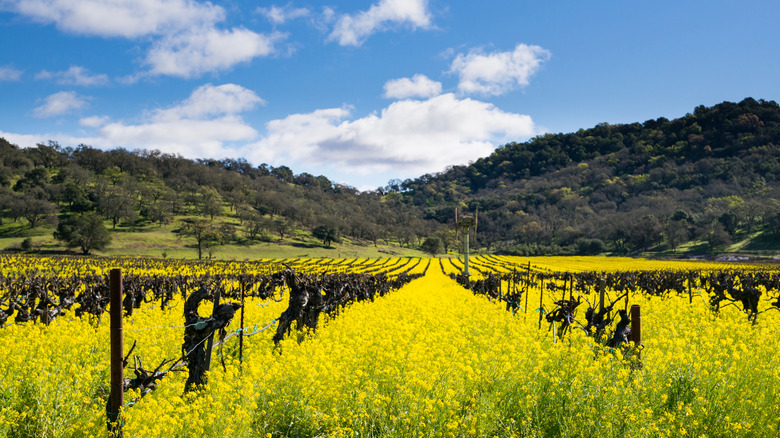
[{"xmin": 1, "ymin": 0, "xmax": 779, "ymax": 190}]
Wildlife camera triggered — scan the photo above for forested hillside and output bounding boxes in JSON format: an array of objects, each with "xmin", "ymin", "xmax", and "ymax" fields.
[
  {"xmin": 398, "ymin": 98, "xmax": 780, "ymax": 255},
  {"xmin": 3, "ymin": 98, "xmax": 780, "ymax": 257},
  {"xmin": 0, "ymin": 139, "xmax": 437, "ymax": 255}
]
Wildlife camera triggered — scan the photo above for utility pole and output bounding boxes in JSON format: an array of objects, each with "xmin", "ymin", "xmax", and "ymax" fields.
[{"xmin": 455, "ymin": 208, "xmax": 478, "ymax": 278}]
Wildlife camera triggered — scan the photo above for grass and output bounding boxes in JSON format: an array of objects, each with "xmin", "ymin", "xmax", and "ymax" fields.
[
  {"xmin": 5, "ymin": 214, "xmax": 780, "ymax": 260},
  {"xmin": 0, "ymin": 216, "xmax": 427, "ymax": 260}
]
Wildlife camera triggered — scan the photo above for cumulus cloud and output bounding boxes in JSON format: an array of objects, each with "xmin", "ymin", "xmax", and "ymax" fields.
[
  {"xmin": 450, "ymin": 43, "xmax": 550, "ymax": 96},
  {"xmin": 6, "ymin": 0, "xmax": 222, "ymax": 38},
  {"xmin": 32, "ymin": 91, "xmax": 89, "ymax": 117},
  {"xmin": 5, "ymin": 0, "xmax": 279, "ymax": 78},
  {"xmin": 257, "ymin": 4, "xmax": 310, "ymax": 25},
  {"xmin": 0, "ymin": 130, "xmax": 102, "ymax": 150},
  {"xmin": 94, "ymin": 83, "xmax": 262, "ymax": 158},
  {"xmin": 79, "ymin": 115, "xmax": 109, "ymax": 127},
  {"xmin": 146, "ymin": 28, "xmax": 282, "ymax": 78},
  {"xmin": 8, "ymin": 83, "xmax": 540, "ymax": 187},
  {"xmin": 246, "ymin": 93, "xmax": 538, "ymax": 176},
  {"xmin": 383, "ymin": 74, "xmax": 442, "ymax": 99},
  {"xmin": 98, "ymin": 117, "xmax": 256, "ymax": 159},
  {"xmin": 36, "ymin": 65, "xmax": 109, "ymax": 86},
  {"xmin": 152, "ymin": 83, "xmax": 265, "ymax": 121},
  {"xmin": 0, "ymin": 66, "xmax": 23, "ymax": 81},
  {"xmin": 328, "ymin": 0, "xmax": 432, "ymax": 46},
  {"xmin": 7, "ymin": 83, "xmax": 262, "ymax": 160}
]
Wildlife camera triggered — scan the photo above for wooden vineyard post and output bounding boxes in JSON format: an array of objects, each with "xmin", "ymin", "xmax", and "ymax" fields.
[
  {"xmin": 631, "ymin": 304, "xmax": 642, "ymax": 366},
  {"xmin": 561, "ymin": 277, "xmax": 567, "ymax": 303},
  {"xmin": 688, "ymin": 273, "xmax": 693, "ymax": 304},
  {"xmin": 511, "ymin": 269, "xmax": 516, "ymax": 301},
  {"xmin": 108, "ymin": 268, "xmax": 123, "ymax": 437},
  {"xmin": 41, "ymin": 300, "xmax": 50, "ymax": 326},
  {"xmin": 630, "ymin": 305, "xmax": 641, "ymax": 345},
  {"xmin": 204, "ymin": 287, "xmax": 222, "ymax": 372},
  {"xmin": 524, "ymin": 262, "xmax": 530, "ymax": 318},
  {"xmin": 598, "ymin": 279, "xmax": 606, "ymax": 313}
]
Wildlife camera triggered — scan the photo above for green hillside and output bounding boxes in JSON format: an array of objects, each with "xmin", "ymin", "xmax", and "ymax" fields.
[
  {"xmin": 2, "ymin": 98, "xmax": 780, "ymax": 258},
  {"xmin": 398, "ymin": 98, "xmax": 780, "ymax": 256}
]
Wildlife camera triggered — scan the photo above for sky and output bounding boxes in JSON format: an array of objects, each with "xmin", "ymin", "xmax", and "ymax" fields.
[{"xmin": 1, "ymin": 0, "xmax": 780, "ymax": 191}]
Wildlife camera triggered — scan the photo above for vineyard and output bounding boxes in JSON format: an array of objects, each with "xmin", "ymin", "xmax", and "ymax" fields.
[{"xmin": 1, "ymin": 255, "xmax": 780, "ymax": 437}]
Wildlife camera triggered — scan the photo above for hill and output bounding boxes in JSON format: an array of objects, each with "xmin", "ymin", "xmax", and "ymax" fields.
[
  {"xmin": 398, "ymin": 98, "xmax": 780, "ymax": 256},
  {"xmin": 0, "ymin": 139, "xmax": 435, "ymax": 258},
  {"xmin": 2, "ymin": 98, "xmax": 780, "ymax": 258}
]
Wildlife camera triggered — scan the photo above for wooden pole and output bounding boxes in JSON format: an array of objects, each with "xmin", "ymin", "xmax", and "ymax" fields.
[
  {"xmin": 630, "ymin": 304, "xmax": 641, "ymax": 346},
  {"xmin": 599, "ymin": 279, "xmax": 606, "ymax": 313},
  {"xmin": 463, "ymin": 230, "xmax": 470, "ymax": 278},
  {"xmin": 524, "ymin": 262, "xmax": 530, "ymax": 315},
  {"xmin": 512, "ymin": 269, "xmax": 516, "ymax": 297},
  {"xmin": 204, "ymin": 287, "xmax": 221, "ymax": 372},
  {"xmin": 560, "ymin": 278, "xmax": 567, "ymax": 303},
  {"xmin": 688, "ymin": 273, "xmax": 693, "ymax": 304},
  {"xmin": 108, "ymin": 268, "xmax": 123, "ymax": 437},
  {"xmin": 41, "ymin": 297, "xmax": 50, "ymax": 326}
]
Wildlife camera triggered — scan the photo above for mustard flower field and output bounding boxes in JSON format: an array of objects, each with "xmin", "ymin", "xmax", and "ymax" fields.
[{"xmin": 1, "ymin": 255, "xmax": 779, "ymax": 437}]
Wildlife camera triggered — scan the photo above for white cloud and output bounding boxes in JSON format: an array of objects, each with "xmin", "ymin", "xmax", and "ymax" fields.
[
  {"xmin": 383, "ymin": 74, "xmax": 441, "ymax": 99},
  {"xmin": 98, "ymin": 117, "xmax": 256, "ymax": 159},
  {"xmin": 32, "ymin": 91, "xmax": 89, "ymax": 117},
  {"xmin": 146, "ymin": 28, "xmax": 281, "ymax": 78},
  {"xmin": 6, "ymin": 0, "xmax": 223, "ymax": 38},
  {"xmin": 36, "ymin": 65, "xmax": 110, "ymax": 86},
  {"xmin": 79, "ymin": 115, "xmax": 109, "ymax": 127},
  {"xmin": 328, "ymin": 0, "xmax": 432, "ymax": 46},
  {"xmin": 152, "ymin": 83, "xmax": 265, "ymax": 121},
  {"xmin": 94, "ymin": 83, "xmax": 262, "ymax": 158},
  {"xmin": 5, "ymin": 0, "xmax": 279, "ymax": 78},
  {"xmin": 0, "ymin": 66, "xmax": 23, "ymax": 81},
  {"xmin": 0, "ymin": 130, "xmax": 102, "ymax": 149},
  {"xmin": 246, "ymin": 93, "xmax": 538, "ymax": 176},
  {"xmin": 257, "ymin": 4, "xmax": 310, "ymax": 25},
  {"xmin": 450, "ymin": 43, "xmax": 550, "ymax": 96},
  {"xmin": 8, "ymin": 83, "xmax": 262, "ymax": 160},
  {"xmin": 7, "ymin": 84, "xmax": 540, "ymax": 187}
]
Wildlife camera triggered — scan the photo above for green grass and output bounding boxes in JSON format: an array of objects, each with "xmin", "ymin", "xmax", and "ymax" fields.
[
  {"xmin": 1, "ymin": 216, "xmax": 427, "ymax": 260},
  {"xmin": 7, "ymin": 214, "xmax": 780, "ymax": 260}
]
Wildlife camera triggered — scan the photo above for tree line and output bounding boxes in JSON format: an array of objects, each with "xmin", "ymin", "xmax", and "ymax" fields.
[
  {"xmin": 0, "ymin": 139, "xmax": 440, "ymax": 256},
  {"xmin": 396, "ymin": 98, "xmax": 780, "ymax": 255},
  {"xmin": 3, "ymin": 97, "xmax": 780, "ymax": 257}
]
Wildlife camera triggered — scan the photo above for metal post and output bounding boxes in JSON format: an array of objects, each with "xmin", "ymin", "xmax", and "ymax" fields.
[
  {"xmin": 108, "ymin": 268, "xmax": 123, "ymax": 437},
  {"xmin": 538, "ymin": 282, "xmax": 544, "ymax": 329},
  {"xmin": 239, "ymin": 283, "xmax": 245, "ymax": 369}
]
